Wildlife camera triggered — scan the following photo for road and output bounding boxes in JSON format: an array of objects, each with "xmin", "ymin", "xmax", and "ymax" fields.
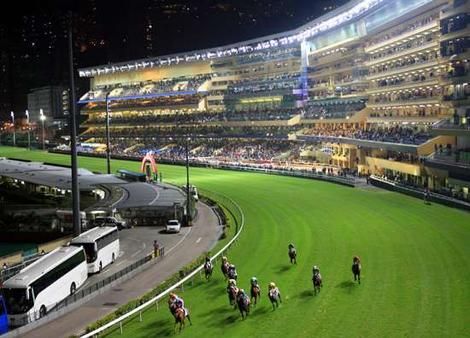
[{"xmin": 20, "ymin": 201, "xmax": 222, "ymax": 338}]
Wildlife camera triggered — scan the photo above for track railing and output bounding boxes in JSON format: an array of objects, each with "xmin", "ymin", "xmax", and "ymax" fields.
[{"xmin": 81, "ymin": 190, "xmax": 245, "ymax": 338}]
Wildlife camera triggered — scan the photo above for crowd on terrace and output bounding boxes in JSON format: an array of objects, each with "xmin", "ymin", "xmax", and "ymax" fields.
[
  {"xmin": 303, "ymin": 125, "xmax": 431, "ymax": 145},
  {"xmin": 86, "ymin": 108, "xmax": 299, "ymax": 125},
  {"xmin": 82, "ymin": 125, "xmax": 297, "ymax": 139}
]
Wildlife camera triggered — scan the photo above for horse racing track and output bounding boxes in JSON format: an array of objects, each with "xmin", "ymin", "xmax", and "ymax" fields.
[{"xmin": 1, "ymin": 147, "xmax": 468, "ymax": 337}]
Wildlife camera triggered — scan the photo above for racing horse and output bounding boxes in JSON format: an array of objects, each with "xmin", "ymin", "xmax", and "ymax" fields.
[
  {"xmin": 221, "ymin": 257, "xmax": 230, "ymax": 280},
  {"xmin": 268, "ymin": 283, "xmax": 282, "ymax": 310},
  {"xmin": 236, "ymin": 291, "xmax": 251, "ymax": 319},
  {"xmin": 170, "ymin": 303, "xmax": 187, "ymax": 333},
  {"xmin": 288, "ymin": 244, "xmax": 297, "ymax": 264},
  {"xmin": 204, "ymin": 259, "xmax": 213, "ymax": 280},
  {"xmin": 313, "ymin": 273, "xmax": 322, "ymax": 295},
  {"xmin": 352, "ymin": 256, "xmax": 361, "ymax": 284},
  {"xmin": 250, "ymin": 283, "xmax": 261, "ymax": 305},
  {"xmin": 227, "ymin": 283, "xmax": 238, "ymax": 308}
]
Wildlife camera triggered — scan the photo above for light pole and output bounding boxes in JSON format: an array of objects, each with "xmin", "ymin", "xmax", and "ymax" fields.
[
  {"xmin": 40, "ymin": 109, "xmax": 46, "ymax": 150},
  {"xmin": 25, "ymin": 110, "xmax": 31, "ymax": 150},
  {"xmin": 10, "ymin": 111, "xmax": 15, "ymax": 147},
  {"xmin": 185, "ymin": 136, "xmax": 192, "ymax": 226},
  {"xmin": 105, "ymin": 92, "xmax": 111, "ymax": 174},
  {"xmin": 68, "ymin": 11, "xmax": 81, "ymax": 236}
]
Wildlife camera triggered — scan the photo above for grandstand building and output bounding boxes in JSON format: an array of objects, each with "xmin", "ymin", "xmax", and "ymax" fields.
[{"xmin": 77, "ymin": 0, "xmax": 470, "ymax": 202}]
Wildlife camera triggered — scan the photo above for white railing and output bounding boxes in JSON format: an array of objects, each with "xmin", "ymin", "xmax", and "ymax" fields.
[{"xmin": 81, "ymin": 191, "xmax": 245, "ymax": 338}]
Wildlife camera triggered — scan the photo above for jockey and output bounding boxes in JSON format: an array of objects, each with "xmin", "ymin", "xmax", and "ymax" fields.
[
  {"xmin": 204, "ymin": 256, "xmax": 212, "ymax": 269},
  {"xmin": 228, "ymin": 279, "xmax": 238, "ymax": 292},
  {"xmin": 268, "ymin": 282, "xmax": 281, "ymax": 299},
  {"xmin": 250, "ymin": 276, "xmax": 259, "ymax": 288},
  {"xmin": 312, "ymin": 265, "xmax": 322, "ymax": 280},
  {"xmin": 353, "ymin": 256, "xmax": 361, "ymax": 264},
  {"xmin": 228, "ymin": 264, "xmax": 238, "ymax": 279},
  {"xmin": 170, "ymin": 292, "xmax": 190, "ymax": 319}
]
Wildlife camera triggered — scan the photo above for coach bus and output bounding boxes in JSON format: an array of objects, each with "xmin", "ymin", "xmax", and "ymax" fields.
[
  {"xmin": 0, "ymin": 246, "xmax": 88, "ymax": 327},
  {"xmin": 0, "ymin": 295, "xmax": 8, "ymax": 334},
  {"xmin": 70, "ymin": 226, "xmax": 120, "ymax": 273}
]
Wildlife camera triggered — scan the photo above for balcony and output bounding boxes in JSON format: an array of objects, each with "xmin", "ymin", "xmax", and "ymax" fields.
[
  {"xmin": 365, "ymin": 40, "xmax": 439, "ymax": 67},
  {"xmin": 298, "ymin": 135, "xmax": 419, "ymax": 153},
  {"xmin": 367, "ymin": 78, "xmax": 440, "ymax": 95},
  {"xmin": 367, "ymin": 115, "xmax": 446, "ymax": 124},
  {"xmin": 367, "ymin": 97, "xmax": 442, "ymax": 109},
  {"xmin": 431, "ymin": 119, "xmax": 470, "ymax": 136},
  {"xmin": 440, "ymin": 26, "xmax": 470, "ymax": 42},
  {"xmin": 365, "ymin": 20, "xmax": 439, "ymax": 53},
  {"xmin": 367, "ymin": 60, "xmax": 440, "ymax": 80}
]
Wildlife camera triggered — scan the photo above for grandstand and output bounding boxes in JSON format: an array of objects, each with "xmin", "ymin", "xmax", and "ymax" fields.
[{"xmin": 76, "ymin": 0, "xmax": 470, "ymax": 203}]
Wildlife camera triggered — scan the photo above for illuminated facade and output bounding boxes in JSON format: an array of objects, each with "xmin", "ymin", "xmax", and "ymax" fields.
[{"xmin": 78, "ymin": 0, "xmax": 470, "ymax": 200}]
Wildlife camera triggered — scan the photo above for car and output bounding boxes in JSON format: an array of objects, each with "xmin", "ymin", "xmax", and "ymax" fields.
[
  {"xmin": 166, "ymin": 219, "xmax": 181, "ymax": 233},
  {"xmin": 94, "ymin": 216, "xmax": 128, "ymax": 230}
]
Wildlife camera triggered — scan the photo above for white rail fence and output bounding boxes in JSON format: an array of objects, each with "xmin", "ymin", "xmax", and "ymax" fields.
[{"xmin": 81, "ymin": 190, "xmax": 245, "ymax": 337}]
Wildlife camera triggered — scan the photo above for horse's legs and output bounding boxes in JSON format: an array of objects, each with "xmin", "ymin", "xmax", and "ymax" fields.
[
  {"xmin": 187, "ymin": 314, "xmax": 192, "ymax": 325},
  {"xmin": 358, "ymin": 271, "xmax": 361, "ymax": 284}
]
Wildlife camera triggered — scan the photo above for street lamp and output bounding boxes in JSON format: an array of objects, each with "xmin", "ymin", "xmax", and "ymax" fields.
[
  {"xmin": 39, "ymin": 109, "xmax": 46, "ymax": 150},
  {"xmin": 10, "ymin": 111, "xmax": 15, "ymax": 147},
  {"xmin": 25, "ymin": 110, "xmax": 31, "ymax": 150}
]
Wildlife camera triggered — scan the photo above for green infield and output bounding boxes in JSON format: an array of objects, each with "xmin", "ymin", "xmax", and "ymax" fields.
[{"xmin": 1, "ymin": 146, "xmax": 469, "ymax": 337}]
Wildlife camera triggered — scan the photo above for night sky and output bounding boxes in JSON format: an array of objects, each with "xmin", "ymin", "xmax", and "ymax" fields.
[{"xmin": 0, "ymin": 0, "xmax": 346, "ymax": 118}]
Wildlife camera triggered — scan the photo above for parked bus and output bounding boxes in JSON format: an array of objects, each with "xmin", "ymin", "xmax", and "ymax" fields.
[
  {"xmin": 0, "ymin": 295, "xmax": 8, "ymax": 334},
  {"xmin": 70, "ymin": 226, "xmax": 120, "ymax": 273},
  {"xmin": 0, "ymin": 246, "xmax": 87, "ymax": 327}
]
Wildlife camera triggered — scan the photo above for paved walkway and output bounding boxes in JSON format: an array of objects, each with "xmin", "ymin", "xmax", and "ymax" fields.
[{"xmin": 21, "ymin": 202, "xmax": 221, "ymax": 338}]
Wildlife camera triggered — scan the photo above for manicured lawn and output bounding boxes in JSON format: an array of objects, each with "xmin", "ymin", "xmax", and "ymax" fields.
[{"xmin": 1, "ymin": 146, "xmax": 469, "ymax": 337}]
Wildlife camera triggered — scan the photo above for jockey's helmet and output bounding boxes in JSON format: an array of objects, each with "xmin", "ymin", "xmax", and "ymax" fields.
[
  {"xmin": 269, "ymin": 282, "xmax": 276, "ymax": 288},
  {"xmin": 251, "ymin": 276, "xmax": 257, "ymax": 282},
  {"xmin": 230, "ymin": 264, "xmax": 235, "ymax": 268},
  {"xmin": 170, "ymin": 292, "xmax": 176, "ymax": 299},
  {"xmin": 229, "ymin": 279, "xmax": 236, "ymax": 285},
  {"xmin": 239, "ymin": 288, "xmax": 245, "ymax": 294},
  {"xmin": 222, "ymin": 256, "xmax": 227, "ymax": 261}
]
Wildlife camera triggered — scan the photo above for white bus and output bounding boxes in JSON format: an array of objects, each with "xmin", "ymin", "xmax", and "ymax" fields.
[
  {"xmin": 1, "ymin": 246, "xmax": 88, "ymax": 327},
  {"xmin": 70, "ymin": 226, "xmax": 120, "ymax": 273}
]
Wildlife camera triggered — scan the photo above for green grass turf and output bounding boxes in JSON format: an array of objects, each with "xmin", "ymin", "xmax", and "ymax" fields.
[{"xmin": 1, "ymin": 146, "xmax": 469, "ymax": 337}]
